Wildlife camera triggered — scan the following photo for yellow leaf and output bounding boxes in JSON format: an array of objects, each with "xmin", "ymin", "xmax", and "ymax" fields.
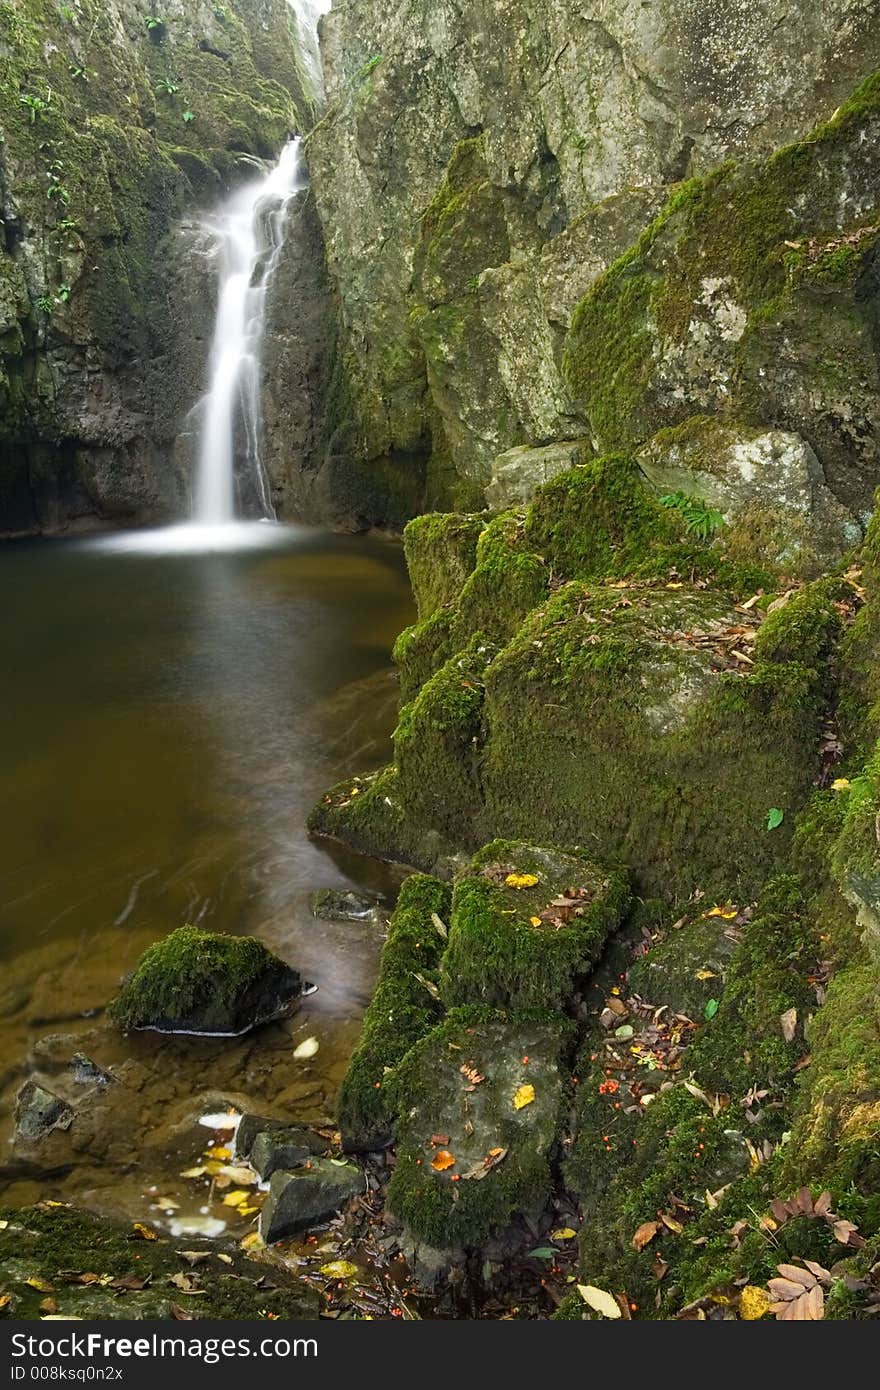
[
  {"xmin": 25, "ymin": 1277, "xmax": 55, "ymax": 1293},
  {"xmin": 551, "ymin": 1228, "xmax": 577, "ymax": 1241},
  {"xmin": 740, "ymin": 1285, "xmax": 772, "ymax": 1320},
  {"xmin": 319, "ymin": 1260, "xmax": 358, "ymax": 1280},
  {"xmin": 529, "ymin": 916, "xmax": 542, "ymax": 927},
  {"xmin": 205, "ymin": 1145, "xmax": 231, "ymax": 1161},
  {"xmin": 0, "ymin": 1294, "xmax": 11, "ymax": 1309},
  {"xmin": 350, "ymin": 787, "xmax": 361, "ymax": 797},
  {"xmin": 222, "ymin": 1190, "xmax": 251, "ymax": 1208},
  {"xmin": 505, "ymin": 873, "xmax": 539, "ymax": 889},
  {"xmin": 240, "ymin": 1232, "xmax": 263, "ymax": 1251},
  {"xmin": 131, "ymin": 1223, "xmax": 158, "ymax": 1241},
  {"xmin": 180, "ymin": 1166, "xmax": 207, "ymax": 1179},
  {"xmin": 577, "ymin": 1284, "xmax": 622, "ymax": 1319},
  {"xmin": 705, "ymin": 905, "xmax": 738, "ymax": 919},
  {"xmin": 831, "ymin": 778, "xmax": 852, "ymax": 793},
  {"xmin": 431, "ymin": 1150, "xmax": 456, "ymax": 1172},
  {"xmin": 694, "ymin": 969, "xmax": 717, "ymax": 980},
  {"xmin": 513, "ymin": 1083, "xmax": 536, "ymax": 1110}
]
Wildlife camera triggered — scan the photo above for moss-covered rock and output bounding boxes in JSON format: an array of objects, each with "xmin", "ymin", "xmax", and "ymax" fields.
[
  {"xmin": 109, "ymin": 925, "xmax": 303, "ymax": 1036},
  {"xmin": 386, "ymin": 1006, "xmax": 572, "ymax": 1250},
  {"xmin": 403, "ymin": 511, "xmax": 487, "ymax": 621},
  {"xmin": 337, "ymin": 874, "xmax": 451, "ymax": 1152},
  {"xmin": 0, "ymin": 1204, "xmax": 319, "ymax": 1319},
  {"xmin": 563, "ymin": 73, "xmax": 880, "ymax": 521},
  {"xmin": 627, "ymin": 917, "xmax": 740, "ymax": 1019},
  {"xmin": 441, "ymin": 841, "xmax": 629, "ymax": 1012}
]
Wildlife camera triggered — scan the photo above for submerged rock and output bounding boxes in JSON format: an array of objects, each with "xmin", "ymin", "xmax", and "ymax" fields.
[
  {"xmin": 14, "ymin": 1081, "xmax": 73, "ymax": 1143},
  {"xmin": 109, "ymin": 926, "xmax": 304, "ymax": 1037},
  {"xmin": 69, "ymin": 1053, "xmax": 113, "ymax": 1087},
  {"xmin": 260, "ymin": 1159, "xmax": 364, "ymax": 1243},
  {"xmin": 310, "ymin": 889, "xmax": 382, "ymax": 922}
]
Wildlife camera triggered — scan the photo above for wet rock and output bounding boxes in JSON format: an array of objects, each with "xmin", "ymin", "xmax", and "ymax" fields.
[
  {"xmin": 387, "ymin": 1008, "xmax": 570, "ymax": 1251},
  {"xmin": 309, "ymin": 889, "xmax": 382, "ymax": 922},
  {"xmin": 109, "ymin": 925, "xmax": 304, "ymax": 1037},
  {"xmin": 235, "ymin": 1112, "xmax": 286, "ymax": 1160},
  {"xmin": 260, "ymin": 1159, "xmax": 365, "ymax": 1243},
  {"xmin": 249, "ymin": 1126, "xmax": 327, "ymax": 1180},
  {"xmin": 14, "ymin": 1081, "xmax": 74, "ymax": 1142},
  {"xmin": 69, "ymin": 1053, "xmax": 113, "ymax": 1087}
]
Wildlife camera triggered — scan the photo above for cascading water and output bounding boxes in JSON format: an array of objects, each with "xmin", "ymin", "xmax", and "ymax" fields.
[{"xmin": 193, "ymin": 140, "xmax": 307, "ymax": 526}]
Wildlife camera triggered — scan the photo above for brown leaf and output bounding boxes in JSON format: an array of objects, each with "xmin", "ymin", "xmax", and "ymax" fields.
[
  {"xmin": 429, "ymin": 1134, "xmax": 450, "ymax": 1147},
  {"xmin": 813, "ymin": 1191, "xmax": 833, "ymax": 1218},
  {"xmin": 169, "ymin": 1303, "xmax": 194, "ymax": 1321},
  {"xmin": 660, "ymin": 1212, "xmax": 684, "ymax": 1235},
  {"xmin": 39, "ymin": 1297, "xmax": 57, "ymax": 1314},
  {"xmin": 176, "ymin": 1251, "xmax": 212, "ymax": 1267},
  {"xmin": 632, "ymin": 1221, "xmax": 661, "ymax": 1251},
  {"xmin": 776, "ymin": 1264, "xmax": 814, "ymax": 1288}
]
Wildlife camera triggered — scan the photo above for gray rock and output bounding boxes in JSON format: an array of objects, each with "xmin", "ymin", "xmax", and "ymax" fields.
[
  {"xmin": 14, "ymin": 1081, "xmax": 74, "ymax": 1143},
  {"xmin": 69, "ymin": 1053, "xmax": 113, "ymax": 1087},
  {"xmin": 487, "ymin": 440, "xmax": 590, "ymax": 510},
  {"xmin": 250, "ymin": 1126, "xmax": 327, "ymax": 1180},
  {"xmin": 309, "ymin": 889, "xmax": 382, "ymax": 922},
  {"xmin": 259, "ymin": 1159, "xmax": 365, "ymax": 1243},
  {"xmin": 639, "ymin": 421, "xmax": 862, "ymax": 573},
  {"xmin": 629, "ymin": 919, "xmax": 741, "ymax": 1019},
  {"xmin": 235, "ymin": 1113, "xmax": 286, "ymax": 1160}
]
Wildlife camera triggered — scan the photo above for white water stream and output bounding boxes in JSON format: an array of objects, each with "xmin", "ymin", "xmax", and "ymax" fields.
[
  {"xmin": 193, "ymin": 140, "xmax": 307, "ymax": 525},
  {"xmin": 192, "ymin": 0, "xmax": 331, "ymax": 528}
]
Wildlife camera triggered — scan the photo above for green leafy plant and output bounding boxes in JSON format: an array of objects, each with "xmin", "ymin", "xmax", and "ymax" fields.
[
  {"xmin": 35, "ymin": 295, "xmax": 53, "ymax": 315},
  {"xmin": 145, "ymin": 15, "xmax": 165, "ymax": 32},
  {"xmin": 182, "ymin": 109, "xmax": 195, "ymax": 123},
  {"xmin": 56, "ymin": 283, "xmax": 71, "ymax": 303},
  {"xmin": 155, "ymin": 76, "xmax": 179, "ymax": 97},
  {"xmin": 659, "ymin": 490, "xmax": 725, "ymax": 540},
  {"xmin": 358, "ymin": 54, "xmax": 382, "ymax": 80},
  {"xmin": 68, "ymin": 63, "xmax": 88, "ymax": 81},
  {"xmin": 766, "ymin": 807, "xmax": 785, "ymax": 831},
  {"xmin": 704, "ymin": 998, "xmax": 719, "ymax": 1020},
  {"xmin": 19, "ymin": 91, "xmax": 50, "ymax": 124}
]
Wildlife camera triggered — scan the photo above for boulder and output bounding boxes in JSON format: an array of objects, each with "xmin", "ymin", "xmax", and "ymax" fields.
[
  {"xmin": 109, "ymin": 926, "xmax": 304, "ymax": 1037},
  {"xmin": 486, "ymin": 441, "xmax": 590, "ymax": 510},
  {"xmin": 628, "ymin": 918, "xmax": 741, "ymax": 1019},
  {"xmin": 441, "ymin": 842, "xmax": 630, "ymax": 1012},
  {"xmin": 259, "ymin": 1159, "xmax": 365, "ymax": 1243},
  {"xmin": 14, "ymin": 1081, "xmax": 73, "ymax": 1143},
  {"xmin": 386, "ymin": 1008, "xmax": 570, "ymax": 1250},
  {"xmin": 250, "ymin": 1127, "xmax": 327, "ymax": 1180}
]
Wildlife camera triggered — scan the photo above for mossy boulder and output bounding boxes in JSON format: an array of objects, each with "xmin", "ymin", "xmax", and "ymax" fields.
[
  {"xmin": 628, "ymin": 917, "xmax": 741, "ymax": 1019},
  {"xmin": 386, "ymin": 1007, "xmax": 572, "ymax": 1250},
  {"xmin": 441, "ymin": 841, "xmax": 630, "ymax": 1012},
  {"xmin": 337, "ymin": 874, "xmax": 451, "ymax": 1152},
  {"xmin": 403, "ymin": 511, "xmax": 487, "ymax": 620},
  {"xmin": 109, "ymin": 925, "xmax": 304, "ymax": 1036}
]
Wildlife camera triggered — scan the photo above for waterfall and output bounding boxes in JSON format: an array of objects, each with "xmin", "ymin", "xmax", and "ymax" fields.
[
  {"xmin": 193, "ymin": 141, "xmax": 306, "ymax": 525},
  {"xmin": 289, "ymin": 0, "xmax": 332, "ymax": 100}
]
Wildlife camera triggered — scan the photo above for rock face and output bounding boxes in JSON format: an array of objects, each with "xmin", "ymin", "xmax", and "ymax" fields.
[
  {"xmin": 306, "ymin": 0, "xmax": 880, "ymax": 515},
  {"xmin": 0, "ymin": 0, "xmax": 316, "ymax": 535},
  {"xmin": 109, "ymin": 925, "xmax": 304, "ymax": 1036}
]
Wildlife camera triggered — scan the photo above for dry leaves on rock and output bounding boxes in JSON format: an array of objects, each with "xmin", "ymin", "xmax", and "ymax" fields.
[
  {"xmin": 632, "ymin": 1221, "xmax": 660, "ymax": 1251},
  {"xmin": 767, "ymin": 1261, "xmax": 830, "ymax": 1320}
]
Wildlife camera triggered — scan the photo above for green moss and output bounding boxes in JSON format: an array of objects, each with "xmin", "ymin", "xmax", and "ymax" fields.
[
  {"xmin": 0, "ymin": 1205, "xmax": 318, "ymax": 1320},
  {"xmin": 403, "ymin": 511, "xmax": 486, "ymax": 620},
  {"xmin": 393, "ymin": 635, "xmax": 496, "ymax": 848},
  {"xmin": 109, "ymin": 924, "xmax": 294, "ymax": 1033},
  {"xmin": 441, "ymin": 841, "xmax": 630, "ymax": 1012},
  {"xmin": 454, "ymin": 511, "xmax": 549, "ymax": 643},
  {"xmin": 337, "ymin": 874, "xmax": 451, "ymax": 1151},
  {"xmin": 386, "ymin": 1006, "xmax": 572, "ymax": 1249},
  {"xmin": 393, "ymin": 608, "xmax": 459, "ymax": 704}
]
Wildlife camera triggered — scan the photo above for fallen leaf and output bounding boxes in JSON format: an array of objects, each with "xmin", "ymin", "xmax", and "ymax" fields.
[
  {"xmin": 660, "ymin": 1213, "xmax": 684, "ymax": 1235},
  {"xmin": 217, "ymin": 1165, "xmax": 258, "ymax": 1185},
  {"xmin": 131, "ymin": 1224, "xmax": 158, "ymax": 1241},
  {"xmin": 740, "ymin": 1286, "xmax": 771, "ymax": 1320},
  {"xmin": 831, "ymin": 778, "xmax": 852, "ymax": 792},
  {"xmin": 766, "ymin": 807, "xmax": 785, "ymax": 831},
  {"xmin": 25, "ymin": 1277, "xmax": 54, "ymax": 1293},
  {"xmin": 180, "ymin": 1166, "xmax": 207, "ymax": 1179},
  {"xmin": 632, "ymin": 1221, "xmax": 660, "ymax": 1251},
  {"xmin": 704, "ymin": 999, "xmax": 719, "ymax": 1021},
  {"xmin": 240, "ymin": 1232, "xmax": 263, "ymax": 1252},
  {"xmin": 694, "ymin": 968, "xmax": 717, "ymax": 981},
  {"xmin": 169, "ymin": 1304, "xmax": 194, "ymax": 1321},
  {"xmin": 205, "ymin": 1146, "xmax": 231, "ymax": 1161},
  {"xmin": 780, "ymin": 1007, "xmax": 798, "ymax": 1043},
  {"xmin": 431, "ymin": 913, "xmax": 448, "ymax": 939},
  {"xmin": 705, "ymin": 906, "xmax": 738, "ymax": 920},
  {"xmin": 577, "ymin": 1284, "xmax": 622, "ymax": 1319},
  {"xmin": 319, "ymin": 1260, "xmax": 358, "ymax": 1280},
  {"xmin": 513, "ymin": 1083, "xmax": 536, "ymax": 1110},
  {"xmin": 431, "ymin": 1150, "xmax": 456, "ymax": 1172},
  {"xmin": 529, "ymin": 916, "xmax": 542, "ymax": 927},
  {"xmin": 169, "ymin": 1272, "xmax": 205, "ymax": 1295},
  {"xmin": 38, "ymin": 1298, "xmax": 57, "ymax": 1314},
  {"xmin": 222, "ymin": 1190, "xmax": 252, "ymax": 1208},
  {"xmin": 293, "ymin": 1037, "xmax": 320, "ymax": 1060},
  {"xmin": 505, "ymin": 873, "xmax": 539, "ymax": 889},
  {"xmin": 176, "ymin": 1252, "xmax": 212, "ymax": 1267},
  {"xmin": 551, "ymin": 1227, "xmax": 577, "ymax": 1241}
]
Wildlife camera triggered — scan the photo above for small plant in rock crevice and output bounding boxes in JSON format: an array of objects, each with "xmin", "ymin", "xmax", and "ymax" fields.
[{"xmin": 660, "ymin": 490, "xmax": 726, "ymax": 541}]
